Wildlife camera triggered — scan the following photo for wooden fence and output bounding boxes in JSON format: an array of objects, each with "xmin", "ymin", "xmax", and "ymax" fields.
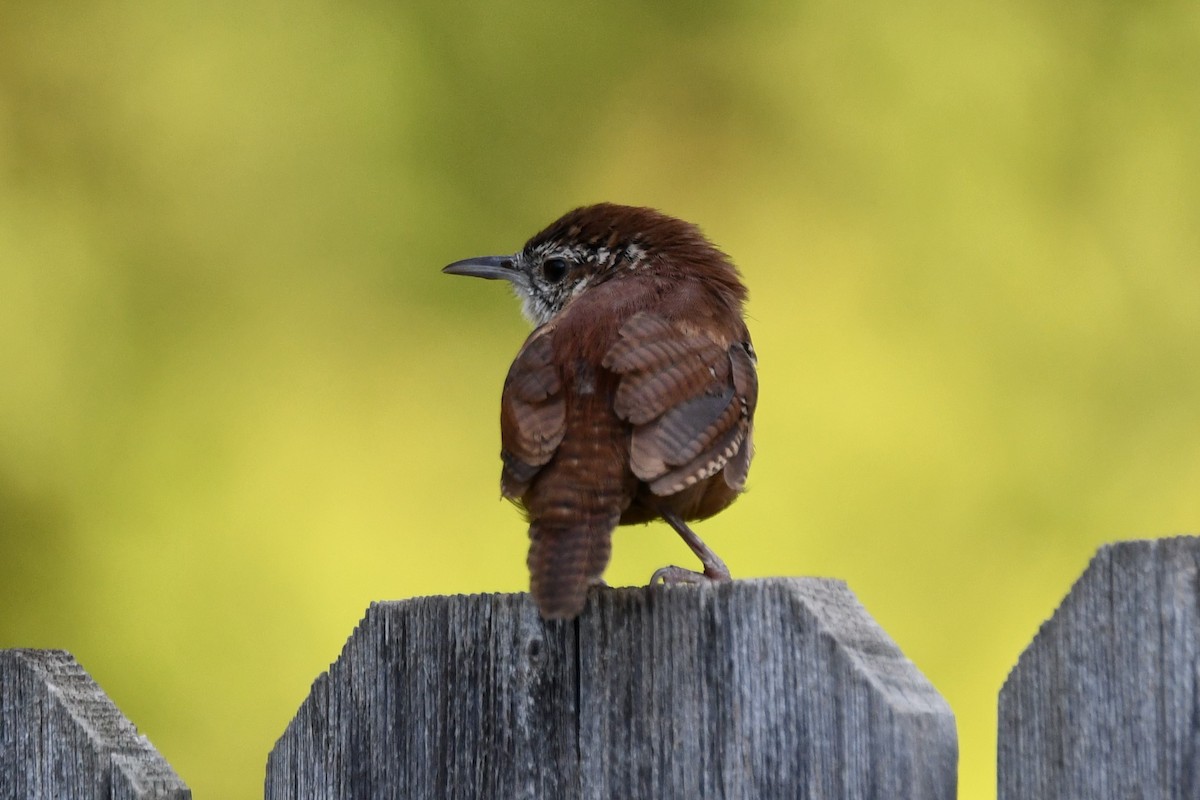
[{"xmin": 2, "ymin": 536, "xmax": 1198, "ymax": 798}]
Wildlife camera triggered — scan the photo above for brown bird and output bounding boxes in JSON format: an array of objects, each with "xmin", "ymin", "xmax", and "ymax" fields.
[{"xmin": 443, "ymin": 204, "xmax": 757, "ymax": 619}]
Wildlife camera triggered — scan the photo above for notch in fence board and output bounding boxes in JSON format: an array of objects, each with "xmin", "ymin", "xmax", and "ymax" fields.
[
  {"xmin": 999, "ymin": 535, "xmax": 1200, "ymax": 800},
  {"xmin": 266, "ymin": 578, "xmax": 956, "ymax": 799}
]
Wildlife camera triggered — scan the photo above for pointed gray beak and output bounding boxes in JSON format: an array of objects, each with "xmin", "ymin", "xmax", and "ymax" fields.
[{"xmin": 442, "ymin": 255, "xmax": 522, "ymax": 282}]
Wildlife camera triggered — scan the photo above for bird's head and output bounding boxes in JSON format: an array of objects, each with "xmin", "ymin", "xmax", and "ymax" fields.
[{"xmin": 442, "ymin": 203, "xmax": 744, "ymax": 327}]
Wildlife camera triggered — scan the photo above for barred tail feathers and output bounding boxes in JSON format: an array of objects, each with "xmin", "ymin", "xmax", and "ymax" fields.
[{"xmin": 527, "ymin": 511, "xmax": 616, "ymax": 619}]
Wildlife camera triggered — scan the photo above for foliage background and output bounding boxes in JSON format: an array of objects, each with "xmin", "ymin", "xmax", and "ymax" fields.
[{"xmin": 2, "ymin": 2, "xmax": 1197, "ymax": 797}]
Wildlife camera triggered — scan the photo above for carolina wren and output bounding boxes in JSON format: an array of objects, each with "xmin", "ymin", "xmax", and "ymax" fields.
[{"xmin": 443, "ymin": 204, "xmax": 757, "ymax": 619}]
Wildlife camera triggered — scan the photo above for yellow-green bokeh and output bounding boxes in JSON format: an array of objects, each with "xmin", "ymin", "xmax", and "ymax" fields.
[{"xmin": 2, "ymin": 2, "xmax": 1198, "ymax": 798}]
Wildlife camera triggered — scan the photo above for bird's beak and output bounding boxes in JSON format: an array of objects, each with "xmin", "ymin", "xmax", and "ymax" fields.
[{"xmin": 442, "ymin": 255, "xmax": 522, "ymax": 283}]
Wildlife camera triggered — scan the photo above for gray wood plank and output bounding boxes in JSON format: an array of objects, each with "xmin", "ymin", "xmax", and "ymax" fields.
[
  {"xmin": 0, "ymin": 648, "xmax": 190, "ymax": 800},
  {"xmin": 267, "ymin": 579, "xmax": 956, "ymax": 799},
  {"xmin": 999, "ymin": 536, "xmax": 1200, "ymax": 800}
]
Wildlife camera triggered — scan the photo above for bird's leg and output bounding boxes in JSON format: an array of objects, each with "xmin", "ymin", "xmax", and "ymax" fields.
[{"xmin": 650, "ymin": 511, "xmax": 733, "ymax": 586}]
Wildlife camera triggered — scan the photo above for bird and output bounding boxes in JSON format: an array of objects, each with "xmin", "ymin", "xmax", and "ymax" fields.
[{"xmin": 443, "ymin": 203, "xmax": 757, "ymax": 620}]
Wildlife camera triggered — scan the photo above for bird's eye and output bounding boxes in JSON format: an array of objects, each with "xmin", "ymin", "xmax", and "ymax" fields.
[{"xmin": 541, "ymin": 257, "xmax": 569, "ymax": 283}]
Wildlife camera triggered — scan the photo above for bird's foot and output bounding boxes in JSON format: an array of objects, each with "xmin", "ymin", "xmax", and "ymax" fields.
[{"xmin": 649, "ymin": 563, "xmax": 732, "ymax": 586}]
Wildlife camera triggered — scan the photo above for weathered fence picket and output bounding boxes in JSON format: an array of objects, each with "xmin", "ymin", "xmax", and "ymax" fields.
[
  {"xmin": 264, "ymin": 578, "xmax": 957, "ymax": 799},
  {"xmin": 999, "ymin": 536, "xmax": 1200, "ymax": 799},
  {"xmin": 0, "ymin": 648, "xmax": 190, "ymax": 799}
]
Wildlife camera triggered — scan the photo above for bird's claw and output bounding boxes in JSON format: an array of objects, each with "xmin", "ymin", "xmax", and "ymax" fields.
[{"xmin": 650, "ymin": 563, "xmax": 733, "ymax": 586}]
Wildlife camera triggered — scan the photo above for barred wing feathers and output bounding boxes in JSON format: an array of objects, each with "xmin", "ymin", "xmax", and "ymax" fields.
[{"xmin": 602, "ymin": 311, "xmax": 757, "ymax": 497}]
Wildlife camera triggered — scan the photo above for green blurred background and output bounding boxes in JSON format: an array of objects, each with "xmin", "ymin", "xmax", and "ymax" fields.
[{"xmin": 2, "ymin": 1, "xmax": 1197, "ymax": 797}]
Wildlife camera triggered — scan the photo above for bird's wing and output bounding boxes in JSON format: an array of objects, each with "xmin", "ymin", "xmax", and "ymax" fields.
[
  {"xmin": 500, "ymin": 328, "xmax": 566, "ymax": 499},
  {"xmin": 603, "ymin": 311, "xmax": 757, "ymax": 496}
]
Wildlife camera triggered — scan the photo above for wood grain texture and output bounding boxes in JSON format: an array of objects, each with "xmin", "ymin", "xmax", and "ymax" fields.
[
  {"xmin": 266, "ymin": 579, "xmax": 956, "ymax": 799},
  {"xmin": 0, "ymin": 648, "xmax": 190, "ymax": 799},
  {"xmin": 999, "ymin": 536, "xmax": 1200, "ymax": 800}
]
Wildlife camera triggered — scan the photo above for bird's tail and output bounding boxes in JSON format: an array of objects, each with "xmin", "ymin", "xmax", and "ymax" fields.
[{"xmin": 527, "ymin": 512, "xmax": 616, "ymax": 619}]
